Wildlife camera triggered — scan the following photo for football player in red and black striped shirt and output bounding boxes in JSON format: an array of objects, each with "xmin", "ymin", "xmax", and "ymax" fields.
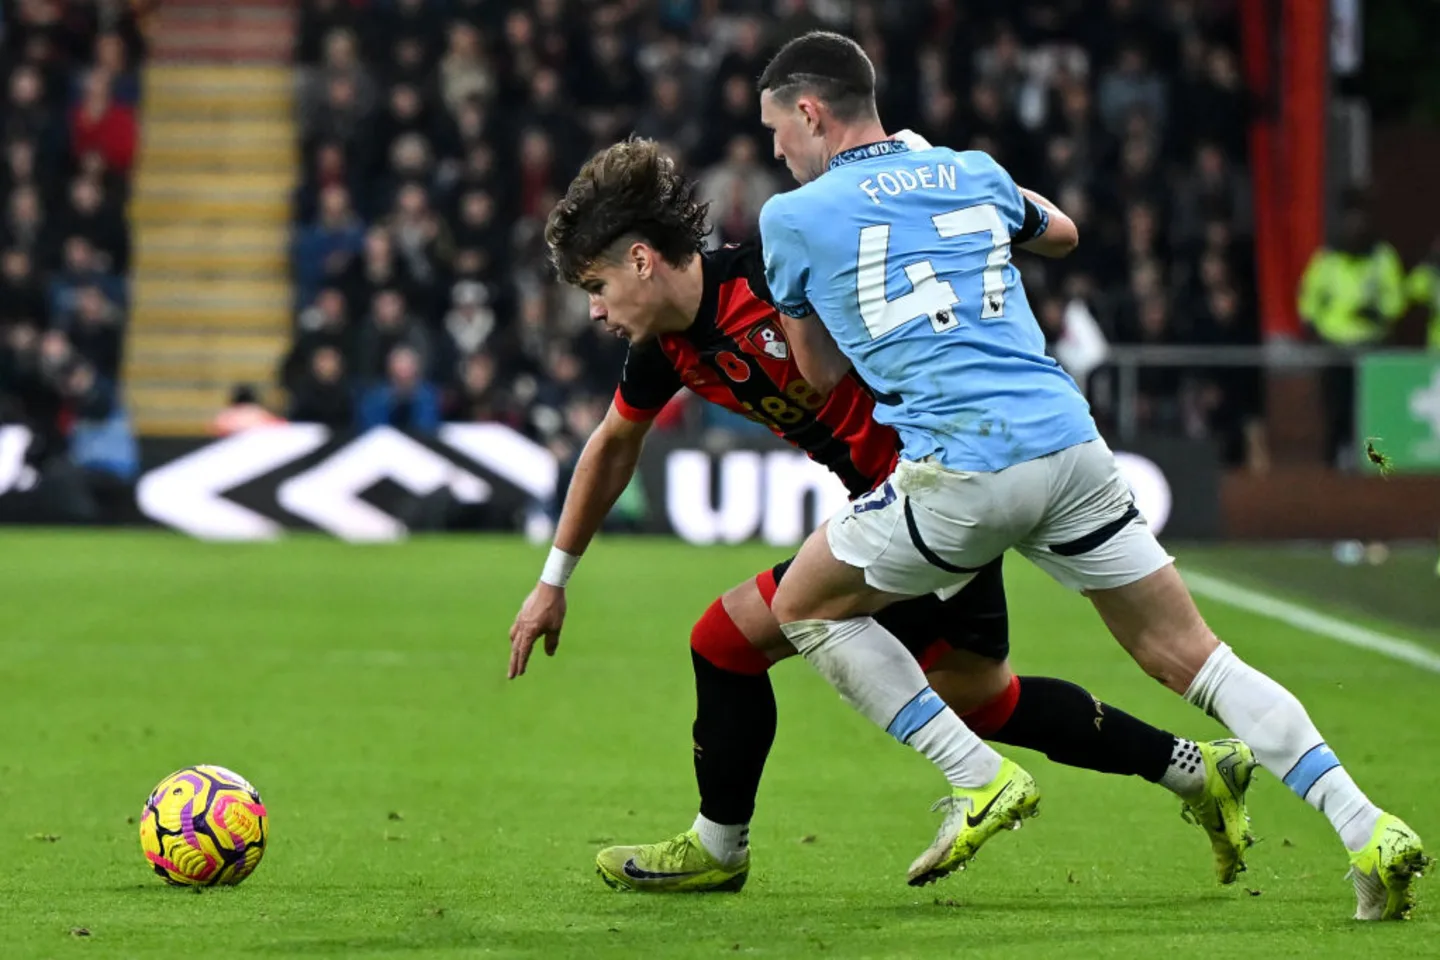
[{"xmin": 508, "ymin": 139, "xmax": 1237, "ymax": 892}]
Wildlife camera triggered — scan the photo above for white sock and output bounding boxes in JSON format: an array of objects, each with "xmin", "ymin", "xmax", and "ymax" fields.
[
  {"xmin": 780, "ymin": 616, "xmax": 1002, "ymax": 788},
  {"xmin": 1309, "ymin": 766, "xmax": 1382, "ymax": 852},
  {"xmin": 1159, "ymin": 738, "xmax": 1206, "ymax": 798},
  {"xmin": 1185, "ymin": 642, "xmax": 1382, "ymax": 851},
  {"xmin": 693, "ymin": 813, "xmax": 749, "ymax": 866}
]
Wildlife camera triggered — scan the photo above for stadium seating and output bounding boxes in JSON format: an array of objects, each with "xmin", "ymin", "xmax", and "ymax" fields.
[
  {"xmin": 0, "ymin": 0, "xmax": 152, "ymax": 474},
  {"xmin": 280, "ymin": 1, "xmax": 1255, "ymax": 462}
]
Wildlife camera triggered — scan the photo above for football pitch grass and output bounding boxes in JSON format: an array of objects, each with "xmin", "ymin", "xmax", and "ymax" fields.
[{"xmin": 1, "ymin": 531, "xmax": 1437, "ymax": 959}]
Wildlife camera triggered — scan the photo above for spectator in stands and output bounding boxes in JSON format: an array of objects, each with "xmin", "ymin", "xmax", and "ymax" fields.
[
  {"xmin": 340, "ymin": 227, "xmax": 418, "ymax": 323},
  {"xmin": 50, "ymin": 236, "xmax": 123, "ymax": 318},
  {"xmin": 450, "ymin": 188, "xmax": 506, "ymax": 283},
  {"xmin": 355, "ymin": 288, "xmax": 429, "ymax": 383},
  {"xmin": 438, "ymin": 21, "xmax": 494, "ymax": 116},
  {"xmin": 1173, "ymin": 142, "xmax": 1252, "ymax": 254},
  {"xmin": 2, "ymin": 185, "xmax": 49, "ymax": 263},
  {"xmin": 451, "ymin": 351, "xmax": 521, "ymax": 427},
  {"xmin": 386, "ymin": 35, "xmax": 432, "ymax": 89},
  {"xmin": 56, "ymin": 175, "xmax": 129, "ymax": 273},
  {"xmin": 1175, "ymin": 45, "xmax": 1247, "ymax": 158},
  {"xmin": 296, "ymin": 0, "xmax": 358, "ymax": 67},
  {"xmin": 60, "ymin": 284, "xmax": 124, "ymax": 382},
  {"xmin": 699, "ymin": 136, "xmax": 779, "ymax": 250},
  {"xmin": 1098, "ymin": 44, "xmax": 1168, "ymax": 138},
  {"xmin": 1192, "ymin": 284, "xmax": 1262, "ymax": 466},
  {"xmin": 0, "ymin": 323, "xmax": 52, "ymax": 433},
  {"xmin": 0, "ymin": 248, "xmax": 48, "ymax": 325},
  {"xmin": 383, "ymin": 182, "xmax": 451, "ymax": 291},
  {"xmin": 576, "ymin": 29, "xmax": 644, "ymax": 141},
  {"xmin": 76, "ymin": 142, "xmax": 129, "ymax": 206},
  {"xmin": 0, "ymin": 322, "xmax": 40, "ymax": 410},
  {"xmin": 370, "ymin": 84, "xmax": 432, "ymax": 188},
  {"xmin": 293, "ymin": 184, "xmax": 365, "ymax": 308},
  {"xmin": 70, "ymin": 69, "xmax": 137, "ymax": 176},
  {"xmin": 1038, "ymin": 290, "xmax": 1109, "ymax": 392},
  {"xmin": 282, "ymin": 286, "xmax": 352, "ymax": 394},
  {"xmin": 445, "ymin": 280, "xmax": 495, "ymax": 359},
  {"xmin": 288, "ymin": 346, "xmax": 355, "ymax": 430},
  {"xmin": 67, "ymin": 356, "xmax": 139, "ymax": 483},
  {"xmin": 358, "ymin": 345, "xmax": 440, "ymax": 432},
  {"xmin": 376, "ymin": 133, "xmax": 438, "ymax": 216},
  {"xmin": 295, "ymin": 140, "xmax": 359, "ymax": 226},
  {"xmin": 513, "ymin": 127, "xmax": 560, "ymax": 224},
  {"xmin": 519, "ymin": 68, "xmax": 588, "ymax": 178},
  {"xmin": 4, "ymin": 65, "xmax": 60, "ymax": 164},
  {"xmin": 2, "ymin": 140, "xmax": 54, "ymax": 212},
  {"xmin": 634, "ymin": 75, "xmax": 700, "ymax": 159},
  {"xmin": 379, "ymin": 0, "xmax": 446, "ymax": 65},
  {"xmin": 94, "ymin": 32, "xmax": 141, "ymax": 105},
  {"xmin": 693, "ymin": 73, "xmax": 768, "ymax": 170},
  {"xmin": 300, "ymin": 28, "xmax": 376, "ymax": 130},
  {"xmin": 304, "ymin": 73, "xmax": 371, "ymax": 170}
]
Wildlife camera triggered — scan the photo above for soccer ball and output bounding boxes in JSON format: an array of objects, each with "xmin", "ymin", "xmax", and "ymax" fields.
[{"xmin": 139, "ymin": 765, "xmax": 268, "ymax": 886}]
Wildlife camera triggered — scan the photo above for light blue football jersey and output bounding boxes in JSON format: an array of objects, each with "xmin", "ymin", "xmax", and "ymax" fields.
[{"xmin": 759, "ymin": 139, "xmax": 1098, "ymax": 472}]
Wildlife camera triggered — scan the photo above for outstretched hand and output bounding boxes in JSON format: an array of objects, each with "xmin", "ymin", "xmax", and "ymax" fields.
[{"xmin": 508, "ymin": 582, "xmax": 567, "ymax": 679}]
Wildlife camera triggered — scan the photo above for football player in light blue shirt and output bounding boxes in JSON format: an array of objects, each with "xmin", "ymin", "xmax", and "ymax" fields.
[{"xmin": 754, "ymin": 31, "xmax": 1422, "ymax": 914}]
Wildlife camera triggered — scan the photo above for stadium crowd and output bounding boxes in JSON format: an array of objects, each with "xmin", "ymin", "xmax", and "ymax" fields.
[
  {"xmin": 285, "ymin": 0, "xmax": 1268, "ymax": 465},
  {"xmin": 0, "ymin": 0, "xmax": 146, "ymax": 478}
]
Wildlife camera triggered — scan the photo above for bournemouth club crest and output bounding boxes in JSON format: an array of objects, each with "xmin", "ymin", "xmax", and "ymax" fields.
[{"xmin": 746, "ymin": 322, "xmax": 789, "ymax": 361}]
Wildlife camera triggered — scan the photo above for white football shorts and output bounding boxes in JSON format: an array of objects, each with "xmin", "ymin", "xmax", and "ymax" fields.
[{"xmin": 826, "ymin": 438, "xmax": 1173, "ymax": 597}]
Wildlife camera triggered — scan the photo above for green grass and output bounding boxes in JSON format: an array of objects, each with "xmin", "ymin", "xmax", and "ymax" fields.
[
  {"xmin": 1178, "ymin": 544, "xmax": 1440, "ymax": 645},
  {"xmin": 1, "ymin": 531, "xmax": 1437, "ymax": 959}
]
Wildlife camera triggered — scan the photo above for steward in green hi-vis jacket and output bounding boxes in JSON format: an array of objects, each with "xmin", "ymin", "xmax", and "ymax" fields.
[
  {"xmin": 1297, "ymin": 207, "xmax": 1407, "ymax": 462},
  {"xmin": 1298, "ymin": 208, "xmax": 1407, "ymax": 346}
]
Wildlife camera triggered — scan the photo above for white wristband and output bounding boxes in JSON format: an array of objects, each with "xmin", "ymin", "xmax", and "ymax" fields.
[{"xmin": 539, "ymin": 546, "xmax": 580, "ymax": 588}]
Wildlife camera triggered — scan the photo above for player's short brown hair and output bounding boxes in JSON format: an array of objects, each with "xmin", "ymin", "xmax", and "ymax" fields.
[
  {"xmin": 757, "ymin": 31, "xmax": 878, "ymax": 124},
  {"xmin": 545, "ymin": 138, "xmax": 710, "ymax": 285}
]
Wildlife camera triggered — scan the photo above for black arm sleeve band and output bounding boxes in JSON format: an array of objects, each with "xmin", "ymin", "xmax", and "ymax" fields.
[{"xmin": 1013, "ymin": 197, "xmax": 1046, "ymax": 245}]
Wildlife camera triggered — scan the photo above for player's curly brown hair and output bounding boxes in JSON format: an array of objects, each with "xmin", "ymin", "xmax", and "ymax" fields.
[{"xmin": 545, "ymin": 138, "xmax": 710, "ymax": 286}]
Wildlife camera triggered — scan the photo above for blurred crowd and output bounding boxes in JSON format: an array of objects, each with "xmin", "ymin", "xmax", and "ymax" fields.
[
  {"xmin": 283, "ymin": 0, "xmax": 1269, "ymax": 465},
  {"xmin": 0, "ymin": 0, "xmax": 147, "ymax": 478}
]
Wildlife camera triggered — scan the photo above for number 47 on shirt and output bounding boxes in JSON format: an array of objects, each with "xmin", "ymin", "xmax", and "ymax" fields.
[{"xmin": 856, "ymin": 202, "xmax": 1010, "ymax": 340}]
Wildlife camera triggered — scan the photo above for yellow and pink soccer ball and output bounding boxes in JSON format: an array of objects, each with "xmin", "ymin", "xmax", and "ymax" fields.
[{"xmin": 138, "ymin": 765, "xmax": 268, "ymax": 886}]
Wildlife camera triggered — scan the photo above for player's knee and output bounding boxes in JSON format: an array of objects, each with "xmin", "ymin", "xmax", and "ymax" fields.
[
  {"xmin": 927, "ymin": 650, "xmax": 1014, "ymax": 718},
  {"xmin": 691, "ymin": 597, "xmax": 776, "ymax": 676},
  {"xmin": 767, "ymin": 587, "xmax": 804, "ymax": 626},
  {"xmin": 1090, "ymin": 568, "xmax": 1218, "ymax": 694},
  {"xmin": 960, "ymin": 673, "xmax": 1022, "ymax": 738},
  {"xmin": 1128, "ymin": 626, "xmax": 1218, "ymax": 694}
]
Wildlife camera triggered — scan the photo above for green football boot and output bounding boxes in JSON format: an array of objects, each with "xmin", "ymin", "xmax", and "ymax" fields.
[
  {"xmin": 596, "ymin": 829, "xmax": 748, "ymax": 893},
  {"xmin": 907, "ymin": 757, "xmax": 1041, "ymax": 886},
  {"xmin": 1179, "ymin": 738, "xmax": 1258, "ymax": 884},
  {"xmin": 1349, "ymin": 813, "xmax": 1429, "ymax": 920}
]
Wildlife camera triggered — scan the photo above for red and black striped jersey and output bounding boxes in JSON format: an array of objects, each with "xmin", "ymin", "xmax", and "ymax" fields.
[{"xmin": 613, "ymin": 242, "xmax": 899, "ymax": 497}]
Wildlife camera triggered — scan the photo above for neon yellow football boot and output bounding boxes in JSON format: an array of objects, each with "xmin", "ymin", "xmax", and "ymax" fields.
[
  {"xmin": 596, "ymin": 829, "xmax": 748, "ymax": 893},
  {"xmin": 907, "ymin": 757, "xmax": 1040, "ymax": 886},
  {"xmin": 1179, "ymin": 738, "xmax": 1258, "ymax": 884},
  {"xmin": 1349, "ymin": 813, "xmax": 1429, "ymax": 920}
]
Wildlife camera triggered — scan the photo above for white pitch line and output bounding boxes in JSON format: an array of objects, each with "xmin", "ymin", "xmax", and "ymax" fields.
[{"xmin": 1182, "ymin": 569, "xmax": 1440, "ymax": 675}]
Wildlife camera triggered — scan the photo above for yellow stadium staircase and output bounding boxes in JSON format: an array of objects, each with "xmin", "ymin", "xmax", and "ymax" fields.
[{"xmin": 125, "ymin": 0, "xmax": 296, "ymax": 435}]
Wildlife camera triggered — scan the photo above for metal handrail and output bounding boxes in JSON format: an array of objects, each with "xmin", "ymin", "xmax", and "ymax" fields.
[{"xmin": 1101, "ymin": 343, "xmax": 1365, "ymax": 441}]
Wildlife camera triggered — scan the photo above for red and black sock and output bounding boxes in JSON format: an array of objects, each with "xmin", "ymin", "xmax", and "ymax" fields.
[
  {"xmin": 690, "ymin": 598, "xmax": 776, "ymax": 826},
  {"xmin": 970, "ymin": 675, "xmax": 1174, "ymax": 783}
]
